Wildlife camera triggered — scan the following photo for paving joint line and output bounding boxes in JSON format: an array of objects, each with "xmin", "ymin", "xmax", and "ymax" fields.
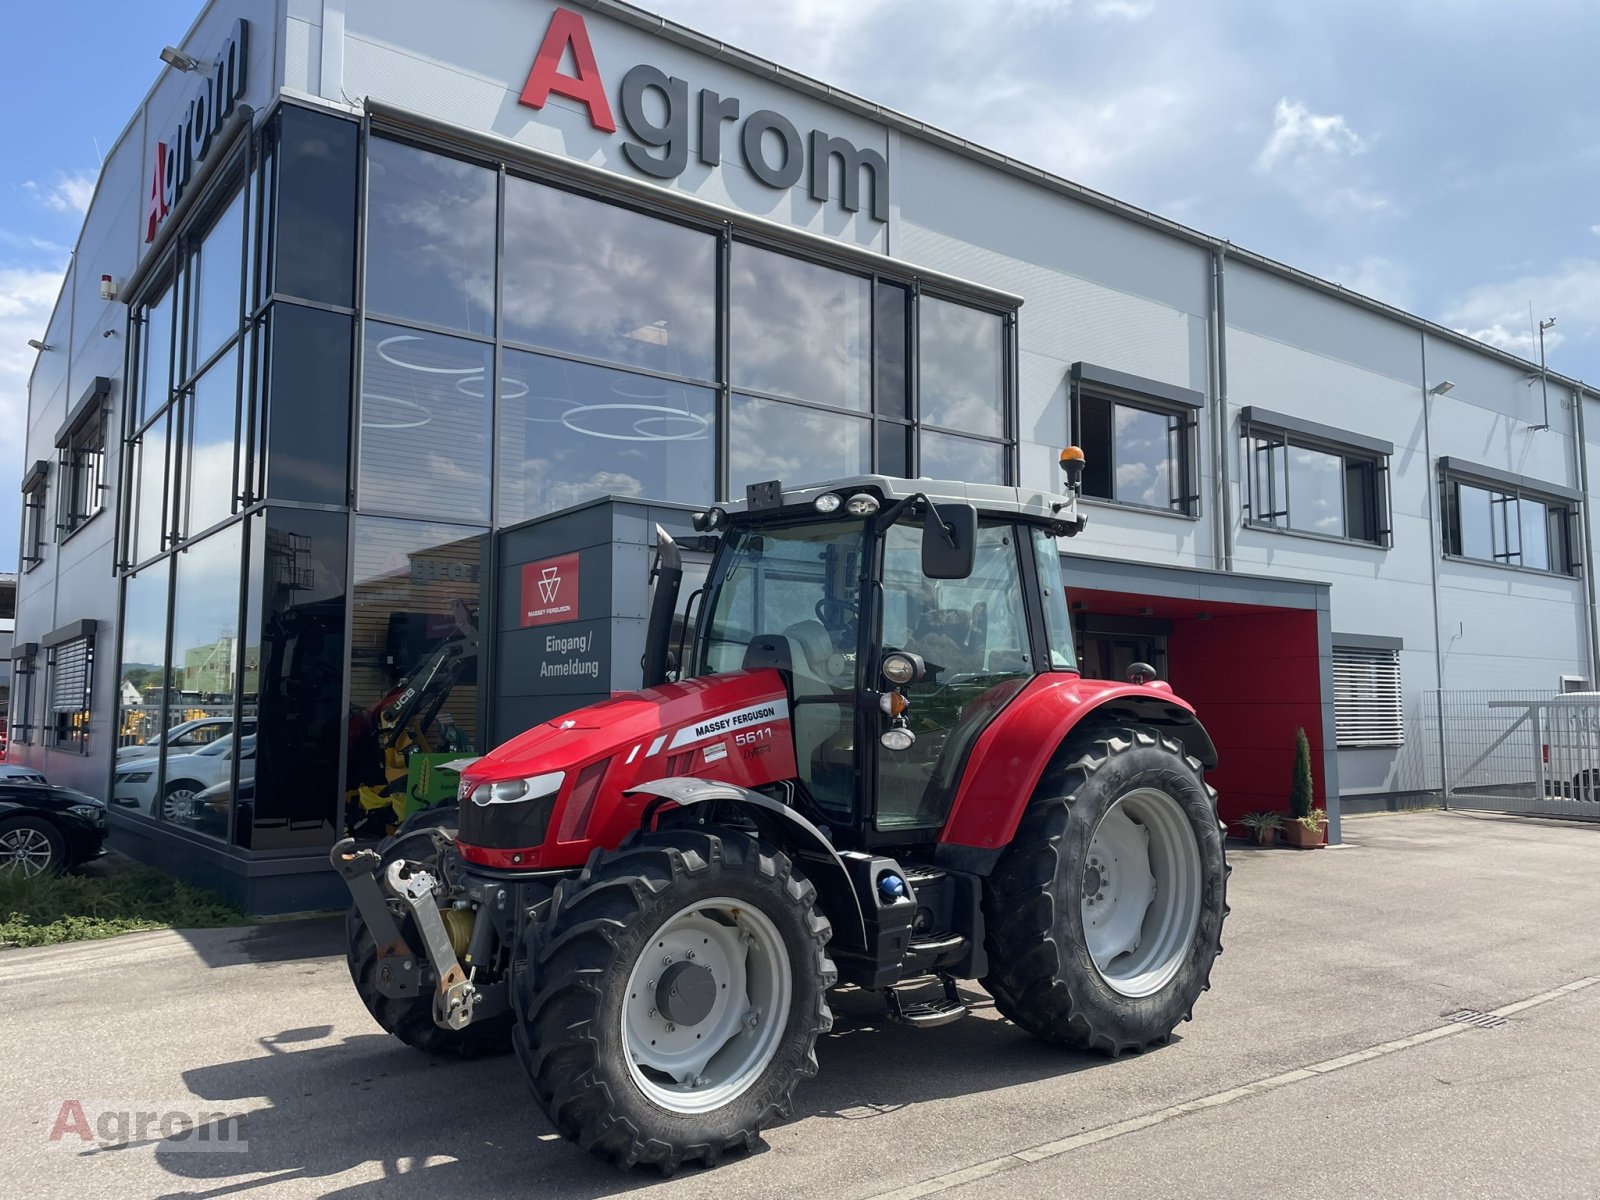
[{"xmin": 864, "ymin": 974, "xmax": 1600, "ymax": 1200}]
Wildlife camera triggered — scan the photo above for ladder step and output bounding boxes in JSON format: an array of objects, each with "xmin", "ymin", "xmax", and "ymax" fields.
[
  {"xmin": 885, "ymin": 975, "xmax": 969, "ymax": 1028},
  {"xmin": 908, "ymin": 930, "xmax": 965, "ymax": 955}
]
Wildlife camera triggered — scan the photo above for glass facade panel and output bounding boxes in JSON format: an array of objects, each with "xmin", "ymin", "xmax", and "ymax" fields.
[
  {"xmin": 140, "ymin": 285, "xmax": 175, "ymax": 425},
  {"xmin": 728, "ymin": 395, "xmax": 870, "ymax": 498},
  {"xmin": 272, "ymin": 106, "xmax": 359, "ymax": 308},
  {"xmin": 191, "ymin": 191, "xmax": 244, "ymax": 368},
  {"xmin": 348, "ymin": 517, "xmax": 486, "ymax": 839},
  {"xmin": 919, "ymin": 297, "xmax": 1003, "ymax": 437},
  {"xmin": 263, "ymin": 304, "xmax": 352, "ymax": 506},
  {"xmin": 360, "ymin": 322, "xmax": 492, "ymax": 522},
  {"xmin": 251, "ymin": 507, "xmax": 348, "ymax": 850},
  {"xmin": 365, "ymin": 139, "xmax": 495, "ymax": 335},
  {"xmin": 132, "ymin": 412, "xmax": 170, "ymax": 563},
  {"xmin": 731, "ymin": 244, "xmax": 870, "ymax": 411},
  {"xmin": 919, "ymin": 428, "xmax": 1006, "ymax": 485},
  {"xmin": 503, "ymin": 177, "xmax": 716, "ymax": 380},
  {"xmin": 114, "ymin": 564, "xmax": 172, "ymax": 769},
  {"xmin": 498, "ymin": 350, "xmax": 714, "ymax": 522},
  {"xmin": 187, "ymin": 346, "xmax": 239, "ymax": 536},
  {"xmin": 1286, "ymin": 444, "xmax": 1345, "ymax": 538},
  {"xmin": 874, "ymin": 282, "xmax": 909, "ymax": 420}
]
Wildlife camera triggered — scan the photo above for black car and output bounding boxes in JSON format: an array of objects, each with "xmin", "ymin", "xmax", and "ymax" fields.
[{"xmin": 0, "ymin": 784, "xmax": 108, "ymax": 879}]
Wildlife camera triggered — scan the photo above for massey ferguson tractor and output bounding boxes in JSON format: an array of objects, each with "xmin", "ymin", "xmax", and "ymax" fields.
[{"xmin": 333, "ymin": 453, "xmax": 1229, "ymax": 1172}]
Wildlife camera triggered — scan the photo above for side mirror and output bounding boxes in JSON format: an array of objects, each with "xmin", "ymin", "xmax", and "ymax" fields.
[{"xmin": 921, "ymin": 503, "xmax": 977, "ymax": 579}]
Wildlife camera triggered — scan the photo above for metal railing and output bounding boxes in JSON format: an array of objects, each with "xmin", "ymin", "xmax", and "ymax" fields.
[{"xmin": 1423, "ymin": 689, "xmax": 1600, "ymax": 819}]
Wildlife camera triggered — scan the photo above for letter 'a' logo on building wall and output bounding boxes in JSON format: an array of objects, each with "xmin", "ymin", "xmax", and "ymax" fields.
[
  {"xmin": 521, "ymin": 553, "xmax": 581, "ymax": 627},
  {"xmin": 145, "ymin": 19, "xmax": 250, "ymax": 243}
]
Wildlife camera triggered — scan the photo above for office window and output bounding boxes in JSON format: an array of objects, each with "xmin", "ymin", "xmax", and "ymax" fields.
[
  {"xmin": 1442, "ymin": 469, "xmax": 1575, "ymax": 574},
  {"xmin": 11, "ymin": 651, "xmax": 37, "ymax": 745},
  {"xmin": 1244, "ymin": 422, "xmax": 1390, "ymax": 546},
  {"xmin": 918, "ymin": 296, "xmax": 1008, "ymax": 484},
  {"xmin": 21, "ymin": 462, "xmax": 48, "ymax": 568},
  {"xmin": 1333, "ymin": 645, "xmax": 1403, "ymax": 748},
  {"xmin": 48, "ymin": 635, "xmax": 94, "ymax": 754},
  {"xmin": 58, "ymin": 413, "xmax": 108, "ymax": 539},
  {"xmin": 1075, "ymin": 392, "xmax": 1195, "ymax": 513}
]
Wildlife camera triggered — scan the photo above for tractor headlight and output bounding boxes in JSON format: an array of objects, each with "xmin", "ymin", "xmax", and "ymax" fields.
[
  {"xmin": 845, "ymin": 492, "xmax": 880, "ymax": 516},
  {"xmin": 469, "ymin": 771, "xmax": 564, "ymax": 807},
  {"xmin": 813, "ymin": 493, "xmax": 842, "ymax": 514},
  {"xmin": 881, "ymin": 651, "xmax": 924, "ymax": 686}
]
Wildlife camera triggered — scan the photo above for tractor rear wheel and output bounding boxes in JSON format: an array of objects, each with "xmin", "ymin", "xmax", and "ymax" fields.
[
  {"xmin": 982, "ymin": 725, "xmax": 1228, "ymax": 1055},
  {"xmin": 513, "ymin": 829, "xmax": 834, "ymax": 1173},
  {"xmin": 344, "ymin": 818, "xmax": 513, "ymax": 1058}
]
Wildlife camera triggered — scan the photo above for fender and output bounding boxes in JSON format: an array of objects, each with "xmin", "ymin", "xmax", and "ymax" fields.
[
  {"xmin": 936, "ymin": 674, "xmax": 1218, "ymax": 871},
  {"xmin": 627, "ymin": 777, "xmax": 867, "ymax": 955}
]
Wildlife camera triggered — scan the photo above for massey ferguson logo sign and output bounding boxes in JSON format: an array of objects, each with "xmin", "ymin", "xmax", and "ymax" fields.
[
  {"xmin": 519, "ymin": 8, "xmax": 889, "ymax": 223},
  {"xmin": 145, "ymin": 20, "xmax": 249, "ymax": 243},
  {"xmin": 521, "ymin": 553, "xmax": 581, "ymax": 627}
]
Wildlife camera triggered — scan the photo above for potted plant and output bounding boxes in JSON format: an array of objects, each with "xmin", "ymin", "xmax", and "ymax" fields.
[
  {"xmin": 1281, "ymin": 726, "xmax": 1325, "ymax": 849},
  {"xmin": 1236, "ymin": 811, "xmax": 1282, "ymax": 846}
]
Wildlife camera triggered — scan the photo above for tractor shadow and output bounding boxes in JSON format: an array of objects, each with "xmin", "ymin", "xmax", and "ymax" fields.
[{"xmin": 151, "ymin": 987, "xmax": 1152, "ymax": 1199}]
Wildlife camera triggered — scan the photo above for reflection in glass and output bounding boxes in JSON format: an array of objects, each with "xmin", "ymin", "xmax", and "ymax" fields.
[
  {"xmin": 347, "ymin": 517, "xmax": 486, "ymax": 840},
  {"xmin": 274, "ymin": 106, "xmax": 359, "ymax": 308},
  {"xmin": 164, "ymin": 524, "xmax": 244, "ymax": 840},
  {"xmin": 191, "ymin": 190, "xmax": 244, "ymax": 371},
  {"xmin": 1032, "ymin": 528, "xmax": 1077, "ymax": 669},
  {"xmin": 1286, "ymin": 444, "xmax": 1345, "ymax": 537},
  {"xmin": 503, "ymin": 177, "xmax": 716, "ymax": 380},
  {"xmin": 360, "ymin": 322, "xmax": 492, "ymax": 522},
  {"xmin": 133, "ymin": 411, "xmax": 170, "ymax": 563},
  {"xmin": 252, "ymin": 507, "xmax": 348, "ymax": 850},
  {"xmin": 1113, "ymin": 405, "xmax": 1173, "ymax": 508},
  {"xmin": 874, "ymin": 282, "xmax": 909, "ymax": 419},
  {"xmin": 1454, "ymin": 483, "xmax": 1496, "ymax": 561},
  {"xmin": 365, "ymin": 138, "xmax": 495, "ymax": 335},
  {"xmin": 1520, "ymin": 498, "xmax": 1550, "ymax": 571},
  {"xmin": 728, "ymin": 395, "xmax": 869, "ymax": 498},
  {"xmin": 919, "ymin": 429, "xmax": 1006, "ymax": 485},
  {"xmin": 115, "ymin": 564, "xmax": 173, "ymax": 766},
  {"xmin": 262, "ymin": 305, "xmax": 351, "ymax": 506},
  {"xmin": 187, "ymin": 347, "xmax": 239, "ymax": 536},
  {"xmin": 498, "ymin": 350, "xmax": 715, "ymax": 522},
  {"xmin": 919, "ymin": 297, "xmax": 1003, "ymax": 436},
  {"xmin": 731, "ymin": 244, "xmax": 870, "ymax": 411},
  {"xmin": 140, "ymin": 286, "xmax": 174, "ymax": 423}
]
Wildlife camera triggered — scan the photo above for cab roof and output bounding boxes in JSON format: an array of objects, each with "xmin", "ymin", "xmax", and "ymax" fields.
[{"xmin": 719, "ymin": 475, "xmax": 1077, "ymax": 529}]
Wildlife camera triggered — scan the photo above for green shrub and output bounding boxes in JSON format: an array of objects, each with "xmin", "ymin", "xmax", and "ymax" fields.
[
  {"xmin": 0, "ymin": 860, "xmax": 245, "ymax": 949},
  {"xmin": 1289, "ymin": 726, "xmax": 1314, "ymax": 821}
]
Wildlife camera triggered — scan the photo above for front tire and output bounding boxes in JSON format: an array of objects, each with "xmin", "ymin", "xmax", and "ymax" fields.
[
  {"xmin": 983, "ymin": 725, "xmax": 1228, "ymax": 1055},
  {"xmin": 514, "ymin": 829, "xmax": 834, "ymax": 1173},
  {"xmin": 0, "ymin": 816, "xmax": 65, "ymax": 878}
]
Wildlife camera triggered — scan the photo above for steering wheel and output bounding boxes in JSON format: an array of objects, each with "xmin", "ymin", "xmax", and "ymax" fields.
[{"xmin": 815, "ymin": 597, "xmax": 858, "ymax": 638}]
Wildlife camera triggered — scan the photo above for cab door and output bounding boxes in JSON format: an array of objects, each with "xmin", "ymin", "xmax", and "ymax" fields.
[{"xmin": 873, "ymin": 521, "xmax": 1037, "ymax": 833}]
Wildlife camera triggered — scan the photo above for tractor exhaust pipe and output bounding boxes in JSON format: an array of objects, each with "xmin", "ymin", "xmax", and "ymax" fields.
[{"xmin": 641, "ymin": 525, "xmax": 684, "ymax": 688}]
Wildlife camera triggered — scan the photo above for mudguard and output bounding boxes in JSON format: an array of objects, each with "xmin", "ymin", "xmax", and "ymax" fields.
[
  {"xmin": 936, "ymin": 674, "xmax": 1218, "ymax": 868},
  {"xmin": 626, "ymin": 777, "xmax": 868, "ymax": 955}
]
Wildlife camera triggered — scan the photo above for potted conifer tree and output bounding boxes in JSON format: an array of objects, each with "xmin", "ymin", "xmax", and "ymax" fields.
[{"xmin": 1281, "ymin": 726, "xmax": 1326, "ymax": 849}]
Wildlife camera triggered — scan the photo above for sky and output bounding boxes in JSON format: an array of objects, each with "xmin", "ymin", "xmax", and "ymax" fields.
[{"xmin": 3, "ymin": 0, "xmax": 1599, "ymax": 571}]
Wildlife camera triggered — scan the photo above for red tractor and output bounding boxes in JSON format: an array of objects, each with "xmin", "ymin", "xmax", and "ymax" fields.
[{"xmin": 334, "ymin": 457, "xmax": 1228, "ymax": 1172}]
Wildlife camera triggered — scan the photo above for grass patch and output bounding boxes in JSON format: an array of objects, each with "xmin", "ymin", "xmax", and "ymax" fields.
[{"xmin": 0, "ymin": 858, "xmax": 247, "ymax": 949}]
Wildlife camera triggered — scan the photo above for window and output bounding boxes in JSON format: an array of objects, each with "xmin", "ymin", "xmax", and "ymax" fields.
[
  {"xmin": 47, "ymin": 633, "xmax": 94, "ymax": 754},
  {"xmin": 1439, "ymin": 458, "xmax": 1577, "ymax": 575},
  {"xmin": 1333, "ymin": 645, "xmax": 1403, "ymax": 748},
  {"xmin": 20, "ymin": 460, "xmax": 48, "ymax": 568},
  {"xmin": 1242, "ymin": 409, "xmax": 1390, "ymax": 545},
  {"xmin": 11, "ymin": 647, "xmax": 37, "ymax": 744},
  {"xmin": 918, "ymin": 296, "xmax": 1008, "ymax": 483},
  {"xmin": 1070, "ymin": 363, "xmax": 1199, "ymax": 514},
  {"xmin": 56, "ymin": 377, "xmax": 110, "ymax": 539}
]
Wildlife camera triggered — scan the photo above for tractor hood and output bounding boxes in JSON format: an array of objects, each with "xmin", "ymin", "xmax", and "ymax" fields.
[{"xmin": 454, "ymin": 670, "xmax": 799, "ymax": 870}]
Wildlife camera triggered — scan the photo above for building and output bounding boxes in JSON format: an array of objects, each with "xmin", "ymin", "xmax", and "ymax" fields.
[{"xmin": 13, "ymin": 0, "xmax": 1599, "ymax": 911}]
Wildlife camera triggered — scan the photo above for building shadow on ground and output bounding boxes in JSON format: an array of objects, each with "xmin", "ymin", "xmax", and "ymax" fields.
[{"xmin": 152, "ymin": 985, "xmax": 1158, "ymax": 1198}]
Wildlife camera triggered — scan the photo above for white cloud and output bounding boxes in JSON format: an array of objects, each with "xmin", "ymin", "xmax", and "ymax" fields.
[
  {"xmin": 1089, "ymin": 0, "xmax": 1156, "ymax": 18},
  {"xmin": 23, "ymin": 170, "xmax": 98, "ymax": 216},
  {"xmin": 1255, "ymin": 99, "xmax": 1369, "ymax": 174},
  {"xmin": 1438, "ymin": 260, "xmax": 1600, "ymax": 362},
  {"xmin": 1254, "ymin": 99, "xmax": 1388, "ymax": 220},
  {"xmin": 0, "ymin": 264, "xmax": 67, "ymax": 467}
]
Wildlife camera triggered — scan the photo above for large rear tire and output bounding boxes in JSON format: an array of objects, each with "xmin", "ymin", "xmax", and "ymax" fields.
[
  {"xmin": 982, "ymin": 725, "xmax": 1228, "ymax": 1055},
  {"xmin": 514, "ymin": 829, "xmax": 834, "ymax": 1173},
  {"xmin": 344, "ymin": 817, "xmax": 513, "ymax": 1058}
]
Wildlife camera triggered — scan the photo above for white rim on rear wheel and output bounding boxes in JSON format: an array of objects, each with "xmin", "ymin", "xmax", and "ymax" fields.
[
  {"xmin": 1082, "ymin": 787, "xmax": 1202, "ymax": 999},
  {"xmin": 1, "ymin": 827, "xmax": 55, "ymax": 878},
  {"xmin": 163, "ymin": 789, "xmax": 196, "ymax": 821},
  {"xmin": 621, "ymin": 896, "xmax": 792, "ymax": 1115}
]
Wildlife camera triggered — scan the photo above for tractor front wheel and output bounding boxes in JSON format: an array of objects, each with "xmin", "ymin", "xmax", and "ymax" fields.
[
  {"xmin": 983, "ymin": 725, "xmax": 1228, "ymax": 1055},
  {"xmin": 514, "ymin": 829, "xmax": 834, "ymax": 1173}
]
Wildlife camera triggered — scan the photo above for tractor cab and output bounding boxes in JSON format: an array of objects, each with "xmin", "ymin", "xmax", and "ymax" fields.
[{"xmin": 672, "ymin": 475, "xmax": 1085, "ymax": 849}]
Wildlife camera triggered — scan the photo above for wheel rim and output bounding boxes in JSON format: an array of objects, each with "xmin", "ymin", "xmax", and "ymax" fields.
[
  {"xmin": 1082, "ymin": 787, "xmax": 1202, "ymax": 998},
  {"xmin": 620, "ymin": 895, "xmax": 792, "ymax": 1115},
  {"xmin": 163, "ymin": 788, "xmax": 197, "ymax": 821},
  {"xmin": 1, "ymin": 827, "xmax": 55, "ymax": 878}
]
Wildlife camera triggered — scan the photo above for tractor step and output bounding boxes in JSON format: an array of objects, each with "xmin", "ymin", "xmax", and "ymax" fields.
[{"xmin": 885, "ymin": 975, "xmax": 968, "ymax": 1028}]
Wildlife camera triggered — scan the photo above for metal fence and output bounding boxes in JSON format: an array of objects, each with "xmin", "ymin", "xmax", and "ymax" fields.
[{"xmin": 1423, "ymin": 689, "xmax": 1600, "ymax": 819}]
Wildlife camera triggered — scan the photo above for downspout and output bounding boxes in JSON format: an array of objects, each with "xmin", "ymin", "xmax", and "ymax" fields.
[
  {"xmin": 1210, "ymin": 245, "xmax": 1234, "ymax": 571},
  {"xmin": 1420, "ymin": 333, "xmax": 1449, "ymax": 802},
  {"xmin": 1572, "ymin": 385, "xmax": 1600, "ymax": 684}
]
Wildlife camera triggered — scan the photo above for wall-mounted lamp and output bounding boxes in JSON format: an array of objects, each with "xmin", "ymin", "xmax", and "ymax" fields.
[
  {"xmin": 99, "ymin": 275, "xmax": 117, "ymax": 301},
  {"xmin": 26, "ymin": 339, "xmax": 52, "ymax": 352},
  {"xmin": 159, "ymin": 46, "xmax": 202, "ymax": 72},
  {"xmin": 1429, "ymin": 380, "xmax": 1456, "ymax": 395}
]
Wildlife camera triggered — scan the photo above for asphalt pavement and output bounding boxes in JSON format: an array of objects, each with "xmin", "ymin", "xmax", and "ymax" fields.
[{"xmin": 2, "ymin": 809, "xmax": 1597, "ymax": 1199}]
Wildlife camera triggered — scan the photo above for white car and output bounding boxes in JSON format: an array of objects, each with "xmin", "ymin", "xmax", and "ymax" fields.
[
  {"xmin": 113, "ymin": 734, "xmax": 256, "ymax": 821},
  {"xmin": 116, "ymin": 717, "xmax": 252, "ymax": 763}
]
